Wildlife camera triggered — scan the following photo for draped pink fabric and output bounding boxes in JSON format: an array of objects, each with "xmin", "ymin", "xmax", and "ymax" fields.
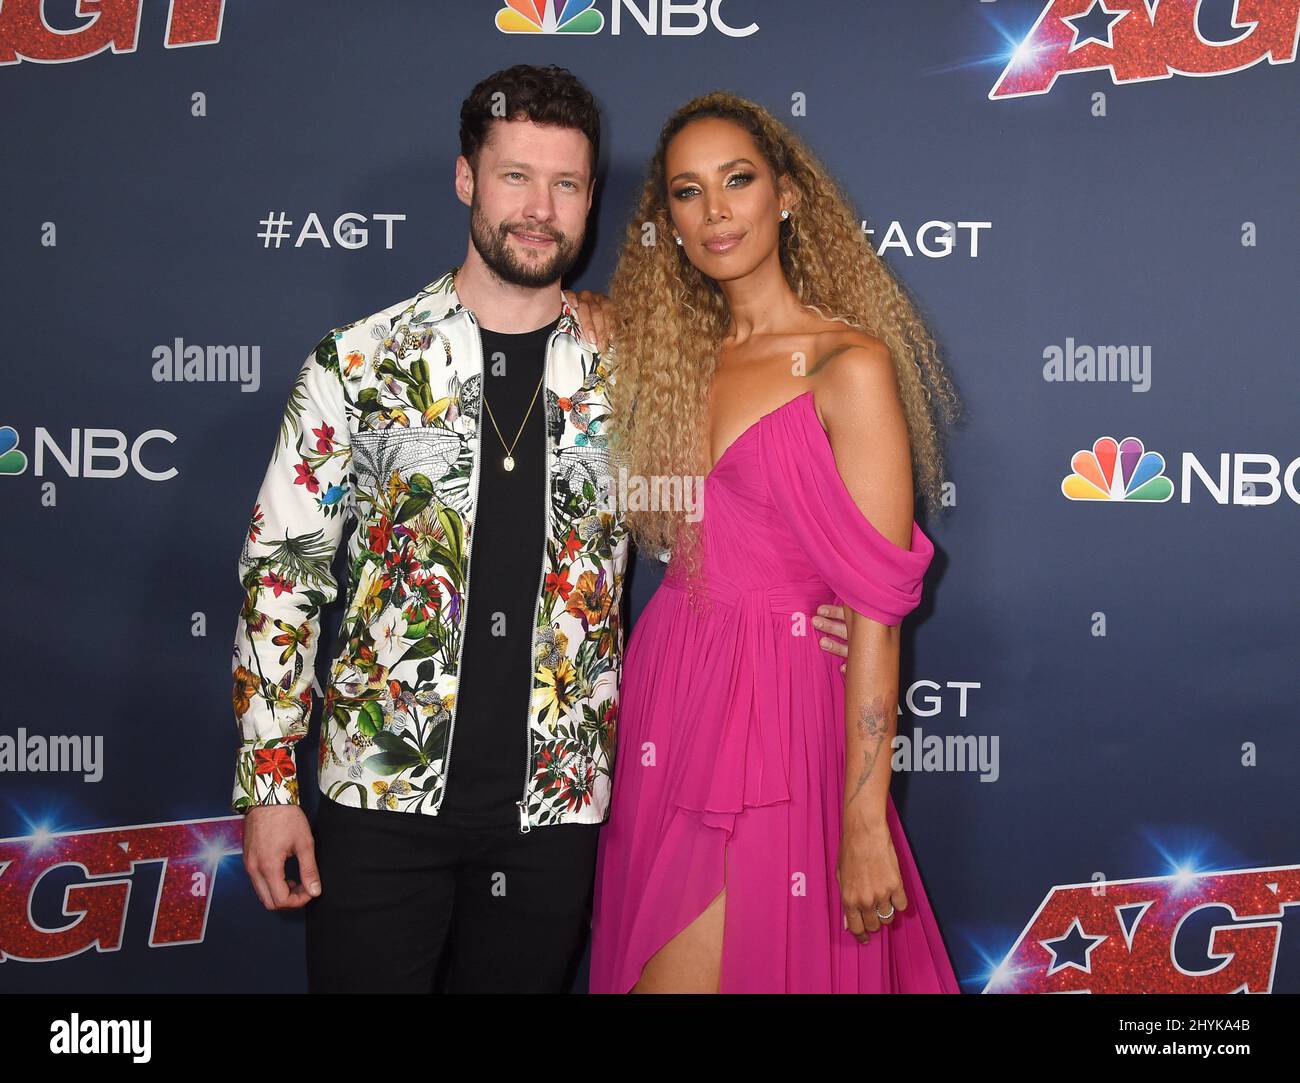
[{"xmin": 589, "ymin": 390, "xmax": 959, "ymax": 993}]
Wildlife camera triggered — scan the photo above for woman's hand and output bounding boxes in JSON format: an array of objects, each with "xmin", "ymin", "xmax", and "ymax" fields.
[
  {"xmin": 836, "ymin": 815, "xmax": 908, "ymax": 943},
  {"xmin": 814, "ymin": 604, "xmax": 850, "ymax": 674},
  {"xmin": 562, "ymin": 288, "xmax": 615, "ymax": 354}
]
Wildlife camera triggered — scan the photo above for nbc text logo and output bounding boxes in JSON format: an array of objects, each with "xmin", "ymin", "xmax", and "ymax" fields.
[
  {"xmin": 494, "ymin": 0, "xmax": 758, "ymax": 36},
  {"xmin": 0, "ymin": 426, "xmax": 177, "ymax": 482},
  {"xmin": 1062, "ymin": 435, "xmax": 1300, "ymax": 504}
]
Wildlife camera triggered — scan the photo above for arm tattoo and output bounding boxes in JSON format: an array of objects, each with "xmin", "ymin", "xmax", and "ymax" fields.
[{"xmin": 849, "ymin": 694, "xmax": 890, "ymax": 804}]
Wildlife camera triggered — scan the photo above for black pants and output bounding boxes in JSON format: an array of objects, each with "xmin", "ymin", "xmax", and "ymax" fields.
[{"xmin": 304, "ymin": 795, "xmax": 600, "ymax": 993}]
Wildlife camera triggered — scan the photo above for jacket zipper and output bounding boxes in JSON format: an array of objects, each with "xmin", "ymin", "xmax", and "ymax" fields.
[
  {"xmin": 433, "ymin": 309, "xmax": 485, "ymax": 814},
  {"xmin": 517, "ymin": 330, "xmax": 556, "ymax": 834}
]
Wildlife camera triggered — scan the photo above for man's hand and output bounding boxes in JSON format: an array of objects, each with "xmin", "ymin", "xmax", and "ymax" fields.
[
  {"xmin": 242, "ymin": 804, "xmax": 321, "ymax": 910},
  {"xmin": 562, "ymin": 288, "xmax": 614, "ymax": 354},
  {"xmin": 814, "ymin": 604, "xmax": 850, "ymax": 674}
]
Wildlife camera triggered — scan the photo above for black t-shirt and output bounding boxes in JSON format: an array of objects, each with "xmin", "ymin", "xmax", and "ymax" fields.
[{"xmin": 437, "ymin": 314, "xmax": 560, "ymax": 828}]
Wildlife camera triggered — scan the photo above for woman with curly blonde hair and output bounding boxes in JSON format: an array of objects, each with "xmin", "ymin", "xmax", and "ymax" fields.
[{"xmin": 587, "ymin": 91, "xmax": 963, "ymax": 994}]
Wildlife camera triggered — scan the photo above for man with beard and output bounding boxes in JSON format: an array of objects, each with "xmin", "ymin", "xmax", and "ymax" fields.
[
  {"xmin": 233, "ymin": 64, "xmax": 619, "ymax": 993},
  {"xmin": 232, "ymin": 64, "xmax": 850, "ymax": 993}
]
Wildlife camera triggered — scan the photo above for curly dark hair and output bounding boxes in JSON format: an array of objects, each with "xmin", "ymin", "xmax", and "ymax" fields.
[{"xmin": 459, "ymin": 64, "xmax": 602, "ymax": 178}]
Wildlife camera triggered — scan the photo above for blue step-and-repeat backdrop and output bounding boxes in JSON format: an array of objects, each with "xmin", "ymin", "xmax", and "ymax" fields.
[{"xmin": 1, "ymin": 0, "xmax": 1296, "ymax": 993}]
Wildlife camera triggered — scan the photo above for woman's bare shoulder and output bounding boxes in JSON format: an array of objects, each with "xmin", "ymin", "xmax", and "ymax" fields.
[
  {"xmin": 803, "ymin": 326, "xmax": 892, "ymax": 429},
  {"xmin": 806, "ymin": 324, "xmax": 888, "ymax": 374}
]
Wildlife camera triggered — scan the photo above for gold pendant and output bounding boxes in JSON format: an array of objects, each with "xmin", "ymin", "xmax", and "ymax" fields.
[{"xmin": 503, "ymin": 455, "xmax": 515, "ymax": 471}]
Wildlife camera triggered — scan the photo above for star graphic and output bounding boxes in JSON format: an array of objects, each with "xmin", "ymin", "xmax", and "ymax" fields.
[
  {"xmin": 1040, "ymin": 918, "xmax": 1107, "ymax": 975},
  {"xmin": 1063, "ymin": 0, "xmax": 1129, "ymax": 52}
]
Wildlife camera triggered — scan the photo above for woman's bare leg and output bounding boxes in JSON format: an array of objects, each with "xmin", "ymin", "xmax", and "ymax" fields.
[{"xmin": 631, "ymin": 888, "xmax": 726, "ymax": 993}]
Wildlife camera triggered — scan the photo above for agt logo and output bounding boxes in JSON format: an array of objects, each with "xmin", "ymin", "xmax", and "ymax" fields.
[
  {"xmin": 0, "ymin": 817, "xmax": 243, "ymax": 962},
  {"xmin": 0, "ymin": 425, "xmax": 177, "ymax": 481},
  {"xmin": 991, "ymin": 0, "xmax": 1299, "ymax": 99},
  {"xmin": 985, "ymin": 863, "xmax": 1300, "ymax": 993},
  {"xmin": 1061, "ymin": 435, "xmax": 1300, "ymax": 505},
  {"xmin": 0, "ymin": 0, "xmax": 224, "ymax": 66},
  {"xmin": 495, "ymin": 0, "xmax": 758, "ymax": 36}
]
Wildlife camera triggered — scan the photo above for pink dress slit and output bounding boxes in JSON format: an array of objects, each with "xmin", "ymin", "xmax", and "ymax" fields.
[{"xmin": 589, "ymin": 390, "xmax": 960, "ymax": 993}]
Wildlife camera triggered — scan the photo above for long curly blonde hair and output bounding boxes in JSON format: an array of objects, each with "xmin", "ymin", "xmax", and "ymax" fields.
[{"xmin": 607, "ymin": 91, "xmax": 961, "ymax": 594}]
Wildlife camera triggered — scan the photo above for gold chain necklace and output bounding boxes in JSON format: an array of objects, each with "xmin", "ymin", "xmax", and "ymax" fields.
[{"xmin": 482, "ymin": 372, "xmax": 545, "ymax": 471}]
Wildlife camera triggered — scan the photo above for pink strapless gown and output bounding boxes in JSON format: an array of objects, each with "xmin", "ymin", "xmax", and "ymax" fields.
[{"xmin": 589, "ymin": 390, "xmax": 960, "ymax": 994}]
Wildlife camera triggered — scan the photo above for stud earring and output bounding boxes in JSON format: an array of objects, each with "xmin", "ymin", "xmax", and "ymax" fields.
[
  {"xmin": 780, "ymin": 209, "xmax": 790, "ymax": 220},
  {"xmin": 675, "ymin": 235, "xmax": 683, "ymax": 245}
]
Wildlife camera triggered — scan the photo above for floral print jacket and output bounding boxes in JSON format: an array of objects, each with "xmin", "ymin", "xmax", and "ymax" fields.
[{"xmin": 231, "ymin": 268, "xmax": 629, "ymax": 830}]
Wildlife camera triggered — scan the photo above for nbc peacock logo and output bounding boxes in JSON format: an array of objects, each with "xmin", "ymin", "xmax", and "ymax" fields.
[
  {"xmin": 1061, "ymin": 436, "xmax": 1173, "ymax": 502},
  {"xmin": 0, "ymin": 426, "xmax": 28, "ymax": 475},
  {"xmin": 496, "ymin": 0, "xmax": 604, "ymax": 34}
]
